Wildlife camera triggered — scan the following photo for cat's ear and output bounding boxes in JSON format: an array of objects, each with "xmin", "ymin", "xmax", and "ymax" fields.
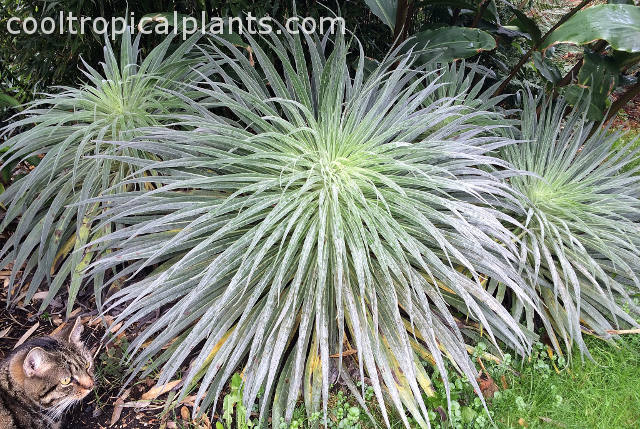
[
  {"xmin": 23, "ymin": 347, "xmax": 52, "ymax": 377},
  {"xmin": 53, "ymin": 318, "xmax": 84, "ymax": 346}
]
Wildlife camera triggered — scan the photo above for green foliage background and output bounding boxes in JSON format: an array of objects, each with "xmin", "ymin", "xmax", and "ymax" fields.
[{"xmin": 0, "ymin": 0, "xmax": 390, "ymax": 118}]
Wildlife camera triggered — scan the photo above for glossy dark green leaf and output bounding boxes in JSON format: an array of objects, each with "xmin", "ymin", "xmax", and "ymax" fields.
[
  {"xmin": 563, "ymin": 85, "xmax": 600, "ymax": 120},
  {"xmin": 563, "ymin": 52, "xmax": 618, "ymax": 121},
  {"xmin": 542, "ymin": 4, "xmax": 640, "ymax": 52},
  {"xmin": 425, "ymin": 0, "xmax": 499, "ymax": 22},
  {"xmin": 533, "ymin": 52, "xmax": 562, "ymax": 83},
  {"xmin": 424, "ymin": 0, "xmax": 476, "ymax": 8},
  {"xmin": 508, "ymin": 7, "xmax": 542, "ymax": 44},
  {"xmin": 608, "ymin": 0, "xmax": 635, "ymax": 4},
  {"xmin": 492, "ymin": 25, "xmax": 531, "ymax": 39},
  {"xmin": 574, "ymin": 51, "xmax": 619, "ymax": 120},
  {"xmin": 364, "ymin": 0, "xmax": 397, "ymax": 30},
  {"xmin": 412, "ymin": 26, "xmax": 496, "ymax": 62},
  {"xmin": 0, "ymin": 163, "xmax": 14, "ymax": 185},
  {"xmin": 612, "ymin": 50, "xmax": 640, "ymax": 67},
  {"xmin": 486, "ymin": 0, "xmax": 499, "ymax": 23},
  {"xmin": 0, "ymin": 93, "xmax": 19, "ymax": 108}
]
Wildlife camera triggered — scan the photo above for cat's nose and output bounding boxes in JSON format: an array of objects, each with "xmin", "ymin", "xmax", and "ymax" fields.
[{"xmin": 78, "ymin": 376, "xmax": 94, "ymax": 390}]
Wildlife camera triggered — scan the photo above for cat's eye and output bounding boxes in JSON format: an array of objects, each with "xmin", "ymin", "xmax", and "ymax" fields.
[
  {"xmin": 85, "ymin": 360, "xmax": 91, "ymax": 369},
  {"xmin": 60, "ymin": 376, "xmax": 71, "ymax": 385}
]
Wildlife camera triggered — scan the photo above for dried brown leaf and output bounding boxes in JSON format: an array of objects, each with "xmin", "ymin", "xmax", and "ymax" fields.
[
  {"xmin": 110, "ymin": 388, "xmax": 131, "ymax": 426},
  {"xmin": 477, "ymin": 370, "xmax": 499, "ymax": 399},
  {"xmin": 181, "ymin": 406, "xmax": 190, "ymax": 421},
  {"xmin": 141, "ymin": 380, "xmax": 182, "ymax": 400},
  {"xmin": 13, "ymin": 322, "xmax": 39, "ymax": 349}
]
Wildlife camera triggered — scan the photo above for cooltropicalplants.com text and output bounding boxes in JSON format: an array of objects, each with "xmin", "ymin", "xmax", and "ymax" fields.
[{"xmin": 6, "ymin": 11, "xmax": 346, "ymax": 40}]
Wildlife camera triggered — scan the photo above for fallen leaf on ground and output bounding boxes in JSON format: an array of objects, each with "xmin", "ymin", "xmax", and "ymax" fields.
[
  {"xmin": 477, "ymin": 370, "xmax": 499, "ymax": 398},
  {"xmin": 0, "ymin": 327, "xmax": 11, "ymax": 339},
  {"xmin": 539, "ymin": 416, "xmax": 566, "ymax": 427},
  {"xmin": 141, "ymin": 379, "xmax": 182, "ymax": 400},
  {"xmin": 200, "ymin": 414, "xmax": 212, "ymax": 429},
  {"xmin": 50, "ymin": 321, "xmax": 67, "ymax": 336},
  {"xmin": 88, "ymin": 315, "xmax": 114, "ymax": 327},
  {"xmin": 110, "ymin": 321, "xmax": 124, "ymax": 334},
  {"xmin": 181, "ymin": 406, "xmax": 190, "ymax": 421},
  {"xmin": 13, "ymin": 322, "xmax": 39, "ymax": 349},
  {"xmin": 110, "ymin": 388, "xmax": 131, "ymax": 426},
  {"xmin": 180, "ymin": 395, "xmax": 197, "ymax": 406},
  {"xmin": 121, "ymin": 400, "xmax": 165, "ymax": 409},
  {"xmin": 32, "ymin": 291, "xmax": 48, "ymax": 301}
]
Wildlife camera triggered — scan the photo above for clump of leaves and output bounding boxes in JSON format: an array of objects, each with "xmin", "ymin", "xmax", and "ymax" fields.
[
  {"xmin": 88, "ymin": 27, "xmax": 536, "ymax": 428},
  {"xmin": 498, "ymin": 94, "xmax": 640, "ymax": 356},
  {"xmin": 98, "ymin": 336, "xmax": 130, "ymax": 382},
  {"xmin": 0, "ymin": 30, "xmax": 202, "ymax": 314},
  {"xmin": 321, "ymin": 391, "xmax": 363, "ymax": 429},
  {"xmin": 424, "ymin": 344, "xmax": 496, "ymax": 429},
  {"xmin": 218, "ymin": 374, "xmax": 255, "ymax": 429}
]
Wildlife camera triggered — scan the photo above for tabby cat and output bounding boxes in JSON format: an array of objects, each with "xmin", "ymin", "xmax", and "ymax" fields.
[{"xmin": 0, "ymin": 318, "xmax": 95, "ymax": 429}]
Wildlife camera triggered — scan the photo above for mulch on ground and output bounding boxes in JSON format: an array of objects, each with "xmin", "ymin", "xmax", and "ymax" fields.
[
  {"xmin": 612, "ymin": 91, "xmax": 640, "ymax": 130},
  {"xmin": 0, "ymin": 280, "xmax": 211, "ymax": 429}
]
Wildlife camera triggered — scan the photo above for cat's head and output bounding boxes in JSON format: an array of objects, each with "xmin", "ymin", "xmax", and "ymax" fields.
[{"xmin": 15, "ymin": 318, "xmax": 95, "ymax": 418}]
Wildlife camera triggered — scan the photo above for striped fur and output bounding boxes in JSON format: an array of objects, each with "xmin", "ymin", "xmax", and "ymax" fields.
[{"xmin": 0, "ymin": 319, "xmax": 94, "ymax": 429}]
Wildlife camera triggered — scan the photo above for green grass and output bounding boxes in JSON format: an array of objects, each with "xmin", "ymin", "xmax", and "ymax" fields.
[
  {"xmin": 282, "ymin": 334, "xmax": 640, "ymax": 429},
  {"xmin": 491, "ymin": 335, "xmax": 640, "ymax": 429},
  {"xmin": 226, "ymin": 334, "xmax": 640, "ymax": 429}
]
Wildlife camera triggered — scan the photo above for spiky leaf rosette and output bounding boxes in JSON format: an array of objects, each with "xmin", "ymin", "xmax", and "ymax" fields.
[
  {"xmin": 89, "ymin": 31, "xmax": 535, "ymax": 427},
  {"xmin": 0, "ymin": 30, "xmax": 202, "ymax": 314},
  {"xmin": 499, "ymin": 95, "xmax": 640, "ymax": 356}
]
